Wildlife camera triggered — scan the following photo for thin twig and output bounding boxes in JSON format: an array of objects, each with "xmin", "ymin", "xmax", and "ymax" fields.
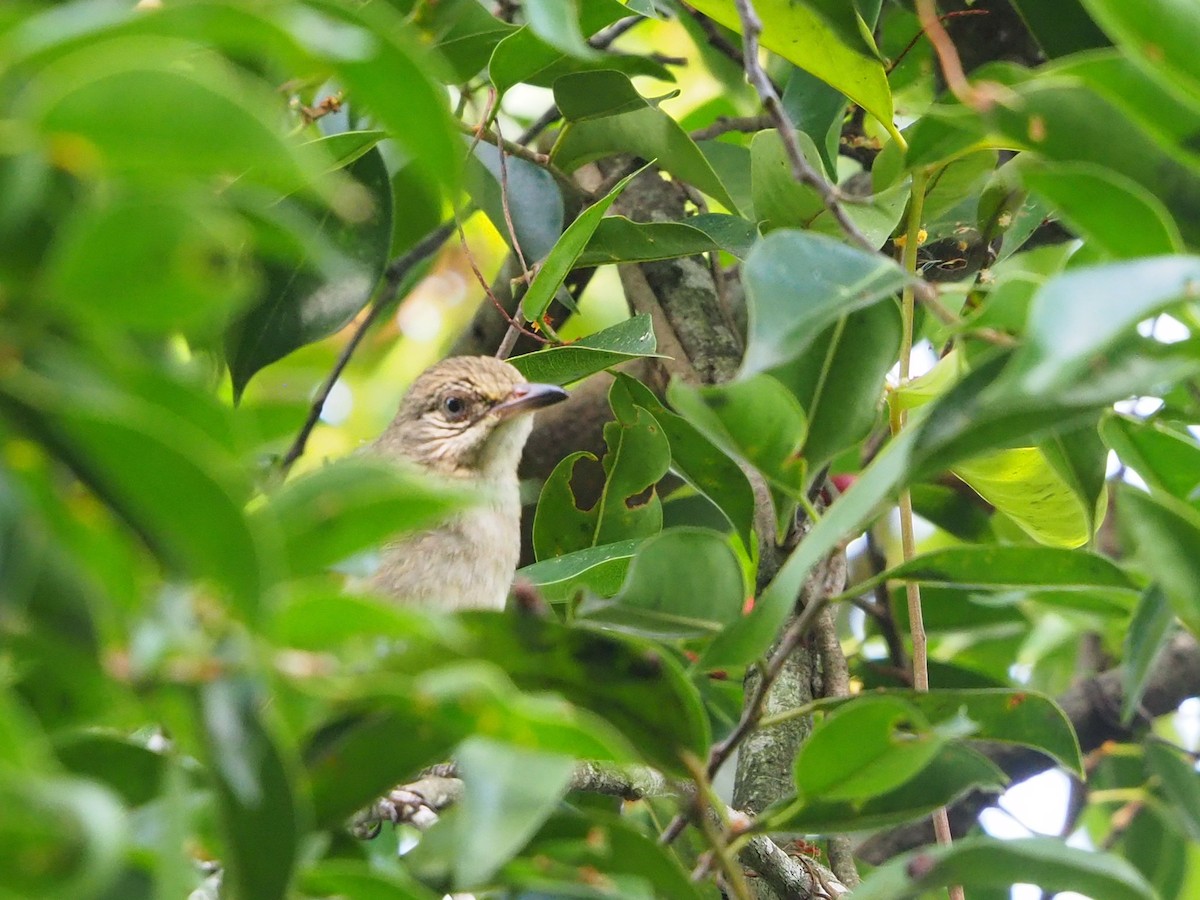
[
  {"xmin": 731, "ymin": 0, "xmax": 875, "ymax": 253},
  {"xmin": 689, "ymin": 114, "xmax": 773, "ymax": 142},
  {"xmin": 278, "ymin": 223, "xmax": 455, "ymax": 473},
  {"xmin": 683, "ymin": 6, "xmax": 748, "ymax": 72},
  {"xmin": 887, "ymin": 9, "xmax": 989, "ymax": 74},
  {"xmin": 456, "ymin": 119, "xmax": 579, "ymax": 196}
]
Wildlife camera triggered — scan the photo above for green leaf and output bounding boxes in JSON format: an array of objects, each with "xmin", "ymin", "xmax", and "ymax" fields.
[
  {"xmin": 771, "ymin": 744, "xmax": 1005, "ymax": 834},
  {"xmin": 1009, "ymin": 0, "xmax": 1110, "ymax": 57},
  {"xmin": 199, "ymin": 680, "xmax": 299, "ymax": 900},
  {"xmin": 773, "ymin": 301, "xmax": 901, "ymax": 472},
  {"xmin": 46, "ymin": 192, "xmax": 252, "ymax": 336},
  {"xmin": 533, "ymin": 380, "xmax": 670, "ymax": 558},
  {"xmin": 1123, "ymin": 586, "xmax": 1175, "ymax": 724},
  {"xmin": 0, "ymin": 363, "xmax": 262, "ymax": 614},
  {"xmin": 739, "ymin": 229, "xmax": 909, "ymax": 377},
  {"xmin": 1021, "ymin": 161, "xmax": 1183, "ymax": 258},
  {"xmin": 871, "ymin": 545, "xmax": 1137, "ymax": 595},
  {"xmin": 551, "ymin": 71, "xmax": 738, "ymax": 211},
  {"xmin": 809, "ymin": 688, "xmax": 1082, "ymax": 776},
  {"xmin": 579, "ymin": 528, "xmax": 745, "ymax": 639},
  {"xmin": 409, "ymin": 0, "xmax": 517, "ymax": 84},
  {"xmin": 1101, "ymin": 414, "xmax": 1200, "ymax": 503},
  {"xmin": 253, "ymin": 457, "xmax": 473, "ymax": 582},
  {"xmin": 28, "ymin": 36, "xmax": 330, "ymax": 195},
  {"xmin": 794, "ymin": 696, "xmax": 945, "ymax": 803},
  {"xmin": 509, "ymin": 314, "xmax": 661, "ymax": 385},
  {"xmin": 667, "ymin": 375, "xmax": 807, "ymax": 498},
  {"xmin": 466, "ymin": 141, "xmax": 564, "ymax": 261},
  {"xmin": 1145, "ymin": 740, "xmax": 1200, "ymax": 842},
  {"xmin": 952, "ymin": 446, "xmax": 1102, "ymax": 548},
  {"xmin": 522, "ymin": 0, "xmax": 599, "ymax": 59},
  {"xmin": 301, "ymin": 860, "xmax": 437, "ymax": 900},
  {"xmin": 687, "ymin": 0, "xmax": 898, "ymax": 142},
  {"xmin": 307, "ymin": 659, "xmax": 637, "ymax": 826},
  {"xmin": 0, "ymin": 773, "xmax": 128, "ymax": 900},
  {"xmin": 614, "ymin": 373, "xmax": 757, "ymax": 554},
  {"xmin": 1118, "ymin": 484, "xmax": 1200, "ymax": 637},
  {"xmin": 1079, "ymin": 0, "xmax": 1200, "ymax": 107},
  {"xmin": 454, "ymin": 738, "xmax": 576, "ymax": 886},
  {"xmin": 750, "ymin": 129, "xmax": 909, "ymax": 245},
  {"xmin": 782, "ymin": 65, "xmax": 848, "ymax": 180},
  {"xmin": 55, "ymin": 733, "xmax": 164, "ymax": 808},
  {"xmin": 520, "ymin": 165, "xmax": 645, "ymax": 323},
  {"xmin": 270, "ymin": 588, "xmax": 452, "ymax": 651},
  {"xmin": 576, "ymin": 214, "xmax": 754, "ymax": 267},
  {"xmin": 853, "ymin": 836, "xmax": 1156, "ymax": 900},
  {"xmin": 517, "ymin": 539, "xmax": 641, "ymax": 603},
  {"xmin": 305, "ymin": 129, "xmax": 387, "ymax": 169},
  {"xmin": 226, "ymin": 145, "xmax": 393, "ymax": 399}
]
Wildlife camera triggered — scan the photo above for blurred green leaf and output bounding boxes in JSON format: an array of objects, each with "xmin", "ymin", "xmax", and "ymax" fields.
[
  {"xmin": 579, "ymin": 528, "xmax": 745, "ymax": 639},
  {"xmin": 552, "ymin": 71, "xmax": 737, "ymax": 211},
  {"xmin": 226, "ymin": 145, "xmax": 393, "ymax": 399},
  {"xmin": 1080, "ymin": 0, "xmax": 1200, "ymax": 106},
  {"xmin": 1122, "ymin": 586, "xmax": 1175, "ymax": 724},
  {"xmin": 1009, "ymin": 0, "xmax": 1110, "ymax": 57},
  {"xmin": 533, "ymin": 380, "xmax": 670, "ymax": 558},
  {"xmin": 1118, "ymin": 484, "xmax": 1200, "ymax": 638},
  {"xmin": 1145, "ymin": 740, "xmax": 1200, "ymax": 841},
  {"xmin": 739, "ymin": 229, "xmax": 909, "ymax": 376},
  {"xmin": 306, "ymin": 129, "xmax": 387, "ymax": 170},
  {"xmin": 454, "ymin": 738, "xmax": 576, "ymax": 886},
  {"xmin": 1021, "ymin": 162, "xmax": 1182, "ymax": 258},
  {"xmin": 509, "ymin": 314, "xmax": 661, "ymax": 385},
  {"xmin": 46, "ymin": 192, "xmax": 252, "ymax": 336},
  {"xmin": 769, "ymin": 743, "xmax": 1006, "ymax": 833},
  {"xmin": 794, "ymin": 696, "xmax": 945, "ymax": 803},
  {"xmin": 687, "ymin": 0, "xmax": 898, "ymax": 141},
  {"xmin": 0, "ymin": 774, "xmax": 127, "ymax": 900},
  {"xmin": 254, "ymin": 457, "xmax": 472, "ymax": 582},
  {"xmin": 522, "ymin": 0, "xmax": 599, "ymax": 59},
  {"xmin": 521, "ymin": 165, "xmax": 644, "ymax": 323},
  {"xmin": 854, "ymin": 836, "xmax": 1155, "ymax": 899},
  {"xmin": 55, "ymin": 733, "xmax": 164, "ymax": 808},
  {"xmin": 517, "ymin": 539, "xmax": 641, "ymax": 603},
  {"xmin": 198, "ymin": 679, "xmax": 300, "ymax": 900},
  {"xmin": 301, "ymin": 860, "xmax": 437, "ymax": 900},
  {"xmin": 1101, "ymin": 414, "xmax": 1200, "ymax": 503}
]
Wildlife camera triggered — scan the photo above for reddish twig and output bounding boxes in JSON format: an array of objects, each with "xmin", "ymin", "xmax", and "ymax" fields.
[{"xmin": 887, "ymin": 9, "xmax": 989, "ymax": 74}]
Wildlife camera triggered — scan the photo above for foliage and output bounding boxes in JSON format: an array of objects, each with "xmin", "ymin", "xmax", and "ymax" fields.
[{"xmin": 3, "ymin": 1, "xmax": 1200, "ymax": 899}]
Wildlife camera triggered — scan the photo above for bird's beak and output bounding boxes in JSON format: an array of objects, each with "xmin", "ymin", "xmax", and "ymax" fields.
[{"xmin": 493, "ymin": 382, "xmax": 569, "ymax": 419}]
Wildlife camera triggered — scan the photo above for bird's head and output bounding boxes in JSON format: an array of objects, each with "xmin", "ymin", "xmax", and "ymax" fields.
[{"xmin": 378, "ymin": 356, "xmax": 567, "ymax": 479}]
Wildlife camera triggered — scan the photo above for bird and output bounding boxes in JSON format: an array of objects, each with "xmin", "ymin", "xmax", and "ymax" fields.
[{"xmin": 367, "ymin": 355, "xmax": 567, "ymax": 611}]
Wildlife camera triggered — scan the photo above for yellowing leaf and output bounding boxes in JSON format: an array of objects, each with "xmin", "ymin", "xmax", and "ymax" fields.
[{"xmin": 953, "ymin": 447, "xmax": 1105, "ymax": 548}]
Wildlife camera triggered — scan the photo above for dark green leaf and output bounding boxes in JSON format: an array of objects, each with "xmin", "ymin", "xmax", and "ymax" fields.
[
  {"xmin": 853, "ymin": 836, "xmax": 1155, "ymax": 900},
  {"xmin": 199, "ymin": 680, "xmax": 299, "ymax": 900},
  {"xmin": 226, "ymin": 146, "xmax": 393, "ymax": 399},
  {"xmin": 55, "ymin": 733, "xmax": 164, "ymax": 808},
  {"xmin": 1145, "ymin": 740, "xmax": 1200, "ymax": 841},
  {"xmin": 739, "ymin": 229, "xmax": 909, "ymax": 376},
  {"xmin": 1009, "ymin": 0, "xmax": 1110, "ymax": 57},
  {"xmin": 1101, "ymin": 414, "xmax": 1200, "ymax": 503},
  {"xmin": 301, "ymin": 860, "xmax": 437, "ymax": 900},
  {"xmin": 781, "ymin": 66, "xmax": 848, "ymax": 180},
  {"xmin": 510, "ymin": 314, "xmax": 661, "ymax": 386},
  {"xmin": 579, "ymin": 528, "xmax": 745, "ymax": 639},
  {"xmin": 576, "ymin": 214, "xmax": 753, "ymax": 267}
]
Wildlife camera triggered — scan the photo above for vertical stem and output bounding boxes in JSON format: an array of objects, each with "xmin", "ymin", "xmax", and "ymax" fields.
[{"xmin": 890, "ymin": 169, "xmax": 963, "ymax": 900}]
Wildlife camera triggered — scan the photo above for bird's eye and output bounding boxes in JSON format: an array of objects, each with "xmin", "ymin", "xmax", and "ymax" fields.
[{"xmin": 441, "ymin": 393, "xmax": 469, "ymax": 421}]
